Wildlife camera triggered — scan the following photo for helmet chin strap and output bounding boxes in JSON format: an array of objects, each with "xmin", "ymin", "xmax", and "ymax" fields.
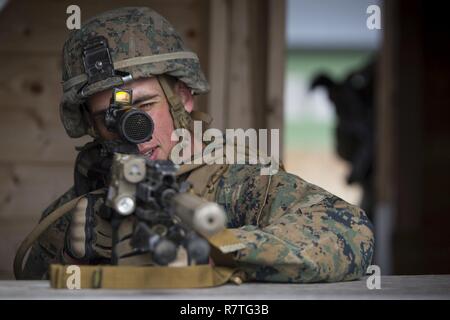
[
  {"xmin": 157, "ymin": 75, "xmax": 194, "ymax": 130},
  {"xmin": 157, "ymin": 75, "xmax": 214, "ymax": 134}
]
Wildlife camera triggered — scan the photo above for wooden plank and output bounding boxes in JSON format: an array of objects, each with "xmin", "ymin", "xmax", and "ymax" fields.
[
  {"xmin": 0, "ymin": 164, "xmax": 74, "ymax": 222},
  {"xmin": 207, "ymin": 0, "xmax": 285, "ymax": 135},
  {"xmin": 188, "ymin": 0, "xmax": 210, "ymax": 114},
  {"xmin": 207, "ymin": 0, "xmax": 229, "ymax": 130},
  {"xmin": 265, "ymin": 0, "xmax": 285, "ymax": 158},
  {"xmin": 248, "ymin": 0, "xmax": 268, "ymax": 131},
  {"xmin": 391, "ymin": 0, "xmax": 426, "ymax": 275},
  {"xmin": 1, "ymin": 275, "xmax": 450, "ymax": 298},
  {"xmin": 227, "ymin": 0, "xmax": 253, "ymax": 129},
  {"xmin": 0, "ymin": 54, "xmax": 61, "ymax": 122},
  {"xmin": 0, "ymin": 0, "xmax": 208, "ymax": 55},
  {"xmin": 376, "ymin": 1, "xmax": 395, "ymax": 205},
  {"xmin": 374, "ymin": 0, "xmax": 396, "ymax": 275},
  {"xmin": 0, "ymin": 0, "xmax": 70, "ymax": 54},
  {"xmin": 0, "ymin": 109, "xmax": 90, "ymax": 163}
]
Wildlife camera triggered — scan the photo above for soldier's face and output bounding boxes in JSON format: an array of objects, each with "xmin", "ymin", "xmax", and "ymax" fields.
[{"xmin": 87, "ymin": 77, "xmax": 193, "ymax": 161}]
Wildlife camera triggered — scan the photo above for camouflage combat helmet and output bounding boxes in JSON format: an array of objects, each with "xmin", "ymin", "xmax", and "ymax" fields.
[{"xmin": 60, "ymin": 7, "xmax": 210, "ymax": 138}]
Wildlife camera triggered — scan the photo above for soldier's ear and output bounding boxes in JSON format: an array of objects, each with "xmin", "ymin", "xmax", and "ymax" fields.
[
  {"xmin": 81, "ymin": 103, "xmax": 99, "ymax": 138},
  {"xmin": 175, "ymin": 81, "xmax": 194, "ymax": 113}
]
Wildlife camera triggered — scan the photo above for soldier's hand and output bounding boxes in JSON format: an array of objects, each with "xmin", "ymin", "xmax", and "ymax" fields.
[{"xmin": 64, "ymin": 190, "xmax": 112, "ymax": 263}]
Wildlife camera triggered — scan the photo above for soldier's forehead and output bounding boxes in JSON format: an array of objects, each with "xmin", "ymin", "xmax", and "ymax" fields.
[{"xmin": 123, "ymin": 77, "xmax": 161, "ymax": 92}]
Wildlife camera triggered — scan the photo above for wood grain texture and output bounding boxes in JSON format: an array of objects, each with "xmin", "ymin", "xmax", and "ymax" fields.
[
  {"xmin": 207, "ymin": 0, "xmax": 285, "ymax": 133},
  {"xmin": 0, "ymin": 224, "xmax": 39, "ymax": 280},
  {"xmin": 0, "ymin": 109, "xmax": 89, "ymax": 163},
  {"xmin": 0, "ymin": 164, "xmax": 74, "ymax": 222},
  {"xmin": 0, "ymin": 54, "xmax": 62, "ymax": 118},
  {"xmin": 207, "ymin": 0, "xmax": 229, "ymax": 130},
  {"xmin": 0, "ymin": 0, "xmax": 208, "ymax": 55}
]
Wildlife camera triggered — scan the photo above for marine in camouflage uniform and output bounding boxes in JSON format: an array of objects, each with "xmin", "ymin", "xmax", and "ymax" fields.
[{"xmin": 20, "ymin": 7, "xmax": 374, "ymax": 283}]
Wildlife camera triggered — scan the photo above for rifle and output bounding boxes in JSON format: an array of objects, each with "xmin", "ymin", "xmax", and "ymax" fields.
[{"xmin": 105, "ymin": 153, "xmax": 227, "ymax": 266}]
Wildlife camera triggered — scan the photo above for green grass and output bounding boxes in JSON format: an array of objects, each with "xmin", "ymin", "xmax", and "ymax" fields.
[{"xmin": 286, "ymin": 49, "xmax": 375, "ymax": 82}]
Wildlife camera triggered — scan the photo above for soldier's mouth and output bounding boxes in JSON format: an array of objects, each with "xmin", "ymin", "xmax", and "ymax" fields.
[{"xmin": 142, "ymin": 146, "xmax": 159, "ymax": 160}]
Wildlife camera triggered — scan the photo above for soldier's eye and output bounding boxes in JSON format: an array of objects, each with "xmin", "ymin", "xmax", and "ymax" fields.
[{"xmin": 139, "ymin": 102, "xmax": 156, "ymax": 111}]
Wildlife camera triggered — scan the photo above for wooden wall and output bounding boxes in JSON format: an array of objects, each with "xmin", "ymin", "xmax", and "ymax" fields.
[
  {"xmin": 208, "ymin": 0, "xmax": 285, "ymax": 159},
  {"xmin": 378, "ymin": 0, "xmax": 450, "ymax": 274},
  {"xmin": 0, "ymin": 0, "xmax": 285, "ymax": 279}
]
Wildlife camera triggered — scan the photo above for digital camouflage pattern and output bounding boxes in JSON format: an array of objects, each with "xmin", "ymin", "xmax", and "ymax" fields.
[
  {"xmin": 22, "ymin": 163, "xmax": 374, "ymax": 282},
  {"xmin": 215, "ymin": 164, "xmax": 374, "ymax": 283},
  {"xmin": 61, "ymin": 7, "xmax": 209, "ymax": 138}
]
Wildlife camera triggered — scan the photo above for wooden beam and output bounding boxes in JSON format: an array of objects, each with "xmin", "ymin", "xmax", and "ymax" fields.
[
  {"xmin": 266, "ymin": 0, "xmax": 285, "ymax": 158},
  {"xmin": 207, "ymin": 0, "xmax": 229, "ymax": 130},
  {"xmin": 227, "ymin": 0, "xmax": 253, "ymax": 129}
]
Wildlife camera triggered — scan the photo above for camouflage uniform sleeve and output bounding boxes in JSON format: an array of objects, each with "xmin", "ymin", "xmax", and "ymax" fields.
[
  {"xmin": 215, "ymin": 165, "xmax": 374, "ymax": 283},
  {"xmin": 21, "ymin": 187, "xmax": 77, "ymax": 280}
]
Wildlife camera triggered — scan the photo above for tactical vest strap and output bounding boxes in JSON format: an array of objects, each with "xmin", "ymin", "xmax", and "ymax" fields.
[{"xmin": 157, "ymin": 75, "xmax": 213, "ymax": 131}]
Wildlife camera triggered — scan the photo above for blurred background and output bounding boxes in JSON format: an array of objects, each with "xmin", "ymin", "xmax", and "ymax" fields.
[
  {"xmin": 0, "ymin": 0, "xmax": 449, "ymax": 279},
  {"xmin": 284, "ymin": 0, "xmax": 379, "ymax": 215}
]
